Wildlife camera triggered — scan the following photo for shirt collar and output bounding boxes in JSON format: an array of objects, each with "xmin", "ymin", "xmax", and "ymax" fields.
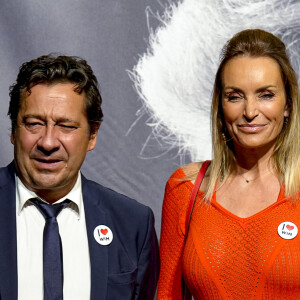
[{"xmin": 16, "ymin": 172, "xmax": 83, "ymax": 220}]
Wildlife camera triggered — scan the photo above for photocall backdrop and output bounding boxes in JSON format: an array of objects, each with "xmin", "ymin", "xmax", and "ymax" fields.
[{"xmin": 1, "ymin": 0, "xmax": 300, "ymax": 236}]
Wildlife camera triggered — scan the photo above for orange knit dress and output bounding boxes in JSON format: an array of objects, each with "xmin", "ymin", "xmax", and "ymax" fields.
[{"xmin": 157, "ymin": 168, "xmax": 300, "ymax": 299}]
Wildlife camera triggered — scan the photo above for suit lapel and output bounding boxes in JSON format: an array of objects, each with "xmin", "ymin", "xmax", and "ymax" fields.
[
  {"xmin": 82, "ymin": 177, "xmax": 108, "ymax": 300},
  {"xmin": 0, "ymin": 162, "xmax": 18, "ymax": 300}
]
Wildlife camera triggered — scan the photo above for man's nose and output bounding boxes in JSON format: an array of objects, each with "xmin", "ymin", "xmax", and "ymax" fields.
[{"xmin": 37, "ymin": 126, "xmax": 60, "ymax": 154}]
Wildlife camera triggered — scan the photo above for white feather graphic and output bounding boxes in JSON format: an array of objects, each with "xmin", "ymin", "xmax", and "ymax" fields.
[{"xmin": 130, "ymin": 0, "xmax": 300, "ymax": 161}]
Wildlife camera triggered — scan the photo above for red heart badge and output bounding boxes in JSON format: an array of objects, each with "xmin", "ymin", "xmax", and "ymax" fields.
[
  {"xmin": 286, "ymin": 225, "xmax": 294, "ymax": 231},
  {"xmin": 101, "ymin": 228, "xmax": 108, "ymax": 235},
  {"xmin": 94, "ymin": 225, "xmax": 113, "ymax": 246}
]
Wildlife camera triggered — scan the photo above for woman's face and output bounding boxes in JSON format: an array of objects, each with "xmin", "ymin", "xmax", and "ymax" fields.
[{"xmin": 221, "ymin": 56, "xmax": 289, "ymax": 151}]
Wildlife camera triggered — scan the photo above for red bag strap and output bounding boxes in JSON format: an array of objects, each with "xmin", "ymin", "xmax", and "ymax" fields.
[
  {"xmin": 184, "ymin": 160, "xmax": 211, "ymax": 236},
  {"xmin": 183, "ymin": 160, "xmax": 211, "ymax": 300}
]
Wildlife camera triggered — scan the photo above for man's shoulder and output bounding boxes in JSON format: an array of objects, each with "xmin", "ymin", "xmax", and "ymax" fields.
[
  {"xmin": 0, "ymin": 162, "xmax": 15, "ymax": 186},
  {"xmin": 82, "ymin": 175, "xmax": 153, "ymax": 218}
]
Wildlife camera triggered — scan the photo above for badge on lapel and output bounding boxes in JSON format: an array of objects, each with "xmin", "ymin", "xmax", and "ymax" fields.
[{"xmin": 94, "ymin": 225, "xmax": 113, "ymax": 245}]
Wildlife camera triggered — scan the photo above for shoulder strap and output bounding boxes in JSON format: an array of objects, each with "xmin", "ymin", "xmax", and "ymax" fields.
[
  {"xmin": 184, "ymin": 160, "xmax": 211, "ymax": 236},
  {"xmin": 182, "ymin": 160, "xmax": 211, "ymax": 300}
]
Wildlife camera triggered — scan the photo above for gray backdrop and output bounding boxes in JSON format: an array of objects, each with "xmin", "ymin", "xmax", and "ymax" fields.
[{"xmin": 0, "ymin": 0, "xmax": 183, "ymax": 236}]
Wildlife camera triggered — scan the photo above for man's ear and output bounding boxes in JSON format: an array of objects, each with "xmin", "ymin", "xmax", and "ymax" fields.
[
  {"xmin": 87, "ymin": 133, "xmax": 98, "ymax": 151},
  {"xmin": 10, "ymin": 133, "xmax": 15, "ymax": 145},
  {"xmin": 87, "ymin": 124, "xmax": 100, "ymax": 152}
]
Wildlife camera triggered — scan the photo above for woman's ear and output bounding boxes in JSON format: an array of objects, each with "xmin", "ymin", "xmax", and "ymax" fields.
[{"xmin": 284, "ymin": 100, "xmax": 291, "ymax": 117}]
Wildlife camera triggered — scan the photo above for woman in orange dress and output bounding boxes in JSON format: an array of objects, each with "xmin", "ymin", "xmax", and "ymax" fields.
[{"xmin": 157, "ymin": 29, "xmax": 300, "ymax": 299}]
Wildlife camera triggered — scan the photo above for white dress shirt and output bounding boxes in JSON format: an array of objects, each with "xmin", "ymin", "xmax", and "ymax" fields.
[{"xmin": 16, "ymin": 173, "xmax": 91, "ymax": 300}]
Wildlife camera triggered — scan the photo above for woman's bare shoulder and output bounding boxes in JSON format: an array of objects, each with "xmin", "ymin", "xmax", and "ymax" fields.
[
  {"xmin": 181, "ymin": 161, "xmax": 211, "ymax": 188},
  {"xmin": 181, "ymin": 161, "xmax": 211, "ymax": 175},
  {"xmin": 181, "ymin": 161, "xmax": 202, "ymax": 175}
]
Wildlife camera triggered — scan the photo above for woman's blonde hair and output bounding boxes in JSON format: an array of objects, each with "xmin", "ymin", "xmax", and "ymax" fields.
[{"xmin": 205, "ymin": 29, "xmax": 300, "ymax": 200}]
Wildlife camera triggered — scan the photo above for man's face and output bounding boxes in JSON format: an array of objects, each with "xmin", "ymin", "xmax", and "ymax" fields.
[{"xmin": 11, "ymin": 83, "xmax": 98, "ymax": 202}]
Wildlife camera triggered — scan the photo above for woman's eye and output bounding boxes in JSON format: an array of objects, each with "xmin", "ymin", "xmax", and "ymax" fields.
[
  {"xmin": 260, "ymin": 92, "xmax": 274, "ymax": 99},
  {"xmin": 228, "ymin": 96, "xmax": 240, "ymax": 101},
  {"xmin": 226, "ymin": 92, "xmax": 243, "ymax": 101}
]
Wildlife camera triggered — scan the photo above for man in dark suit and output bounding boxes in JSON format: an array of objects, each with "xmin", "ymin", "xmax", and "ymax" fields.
[{"xmin": 0, "ymin": 55, "xmax": 159, "ymax": 300}]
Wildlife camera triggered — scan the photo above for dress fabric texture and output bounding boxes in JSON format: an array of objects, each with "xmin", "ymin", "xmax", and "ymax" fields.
[{"xmin": 157, "ymin": 168, "xmax": 300, "ymax": 299}]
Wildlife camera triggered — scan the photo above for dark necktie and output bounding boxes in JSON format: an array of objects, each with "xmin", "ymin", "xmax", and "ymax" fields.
[{"xmin": 31, "ymin": 198, "xmax": 70, "ymax": 300}]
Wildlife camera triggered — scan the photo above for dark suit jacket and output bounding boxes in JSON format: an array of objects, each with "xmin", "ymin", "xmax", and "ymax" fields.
[{"xmin": 0, "ymin": 162, "xmax": 159, "ymax": 299}]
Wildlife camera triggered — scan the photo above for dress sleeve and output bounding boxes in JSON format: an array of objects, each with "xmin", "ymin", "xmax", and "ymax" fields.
[{"xmin": 157, "ymin": 169, "xmax": 191, "ymax": 299}]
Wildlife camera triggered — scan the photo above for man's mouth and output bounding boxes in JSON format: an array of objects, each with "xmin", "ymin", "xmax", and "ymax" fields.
[
  {"xmin": 35, "ymin": 158, "xmax": 61, "ymax": 163},
  {"xmin": 33, "ymin": 158, "xmax": 63, "ymax": 169}
]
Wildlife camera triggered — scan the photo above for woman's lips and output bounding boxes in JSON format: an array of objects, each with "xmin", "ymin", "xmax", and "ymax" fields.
[{"xmin": 237, "ymin": 124, "xmax": 266, "ymax": 133}]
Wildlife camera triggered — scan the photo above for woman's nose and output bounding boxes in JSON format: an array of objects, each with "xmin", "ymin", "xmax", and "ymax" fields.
[{"xmin": 243, "ymin": 98, "xmax": 259, "ymax": 120}]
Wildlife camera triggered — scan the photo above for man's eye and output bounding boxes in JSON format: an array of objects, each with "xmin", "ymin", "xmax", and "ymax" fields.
[
  {"xmin": 25, "ymin": 122, "xmax": 42, "ymax": 130},
  {"xmin": 59, "ymin": 125, "xmax": 77, "ymax": 130}
]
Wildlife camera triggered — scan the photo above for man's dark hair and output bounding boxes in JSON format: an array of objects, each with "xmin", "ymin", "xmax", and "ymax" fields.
[{"xmin": 8, "ymin": 54, "xmax": 103, "ymax": 135}]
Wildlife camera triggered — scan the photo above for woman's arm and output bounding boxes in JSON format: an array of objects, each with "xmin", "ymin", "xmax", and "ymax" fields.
[{"xmin": 157, "ymin": 169, "xmax": 191, "ymax": 299}]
